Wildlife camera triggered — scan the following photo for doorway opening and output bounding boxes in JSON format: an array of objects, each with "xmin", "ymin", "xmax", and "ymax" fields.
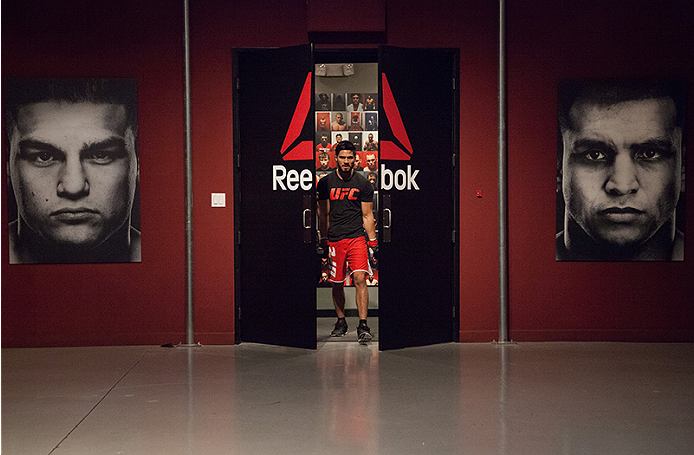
[
  {"xmin": 233, "ymin": 45, "xmax": 459, "ymax": 350},
  {"xmin": 314, "ymin": 59, "xmax": 380, "ymax": 343}
]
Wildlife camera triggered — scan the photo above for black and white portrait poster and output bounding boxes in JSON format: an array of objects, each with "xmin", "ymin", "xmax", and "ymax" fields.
[
  {"xmin": 556, "ymin": 78, "xmax": 685, "ymax": 261},
  {"xmin": 5, "ymin": 78, "xmax": 141, "ymax": 264}
]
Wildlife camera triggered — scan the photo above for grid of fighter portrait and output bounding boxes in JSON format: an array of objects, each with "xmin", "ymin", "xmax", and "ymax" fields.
[
  {"xmin": 315, "ymin": 91, "xmax": 379, "ymax": 286},
  {"xmin": 315, "ymin": 92, "xmax": 379, "ymax": 186}
]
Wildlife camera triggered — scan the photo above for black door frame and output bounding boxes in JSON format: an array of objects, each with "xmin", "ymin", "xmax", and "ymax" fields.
[{"xmin": 233, "ymin": 46, "xmax": 459, "ymax": 350}]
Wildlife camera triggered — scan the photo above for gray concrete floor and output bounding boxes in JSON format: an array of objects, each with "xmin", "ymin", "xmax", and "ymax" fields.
[{"xmin": 3, "ymin": 339, "xmax": 693, "ymax": 454}]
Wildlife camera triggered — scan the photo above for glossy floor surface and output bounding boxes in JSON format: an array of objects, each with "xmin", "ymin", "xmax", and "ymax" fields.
[{"xmin": 3, "ymin": 323, "xmax": 694, "ymax": 454}]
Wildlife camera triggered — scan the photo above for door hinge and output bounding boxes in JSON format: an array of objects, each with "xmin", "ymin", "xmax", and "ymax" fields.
[
  {"xmin": 236, "ymin": 78, "xmax": 240, "ymax": 90},
  {"xmin": 452, "ymin": 153, "xmax": 457, "ymax": 168},
  {"xmin": 236, "ymin": 154, "xmax": 241, "ymax": 168},
  {"xmin": 452, "ymin": 229, "xmax": 456, "ymax": 244}
]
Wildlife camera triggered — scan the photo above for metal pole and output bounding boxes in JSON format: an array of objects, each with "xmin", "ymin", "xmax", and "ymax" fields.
[
  {"xmin": 183, "ymin": 0, "xmax": 196, "ymax": 346},
  {"xmin": 498, "ymin": 0, "xmax": 510, "ymax": 343}
]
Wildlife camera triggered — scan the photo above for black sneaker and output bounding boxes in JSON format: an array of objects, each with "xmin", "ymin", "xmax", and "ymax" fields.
[
  {"xmin": 331, "ymin": 319, "xmax": 348, "ymax": 337},
  {"xmin": 357, "ymin": 324, "xmax": 373, "ymax": 343}
]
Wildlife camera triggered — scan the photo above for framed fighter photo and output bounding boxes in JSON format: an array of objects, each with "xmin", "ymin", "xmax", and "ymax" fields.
[
  {"xmin": 556, "ymin": 78, "xmax": 686, "ymax": 261},
  {"xmin": 364, "ymin": 93, "xmax": 377, "ymax": 111},
  {"xmin": 365, "ymin": 112, "xmax": 378, "ymax": 131},
  {"xmin": 5, "ymin": 77, "xmax": 141, "ymax": 264},
  {"xmin": 349, "ymin": 132, "xmax": 363, "ymax": 150},
  {"xmin": 316, "ymin": 112, "xmax": 331, "ymax": 132}
]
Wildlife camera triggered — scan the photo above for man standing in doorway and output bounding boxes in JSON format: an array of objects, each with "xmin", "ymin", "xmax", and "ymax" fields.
[{"xmin": 317, "ymin": 141, "xmax": 378, "ymax": 343}]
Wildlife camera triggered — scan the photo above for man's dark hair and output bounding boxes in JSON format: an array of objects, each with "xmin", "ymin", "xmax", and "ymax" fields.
[
  {"xmin": 334, "ymin": 140, "xmax": 356, "ymax": 157},
  {"xmin": 4, "ymin": 78, "xmax": 138, "ymax": 145},
  {"xmin": 558, "ymin": 78, "xmax": 686, "ymax": 133}
]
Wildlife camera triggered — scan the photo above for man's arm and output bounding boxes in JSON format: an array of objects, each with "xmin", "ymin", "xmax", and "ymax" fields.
[{"xmin": 361, "ymin": 201, "xmax": 376, "ymax": 241}]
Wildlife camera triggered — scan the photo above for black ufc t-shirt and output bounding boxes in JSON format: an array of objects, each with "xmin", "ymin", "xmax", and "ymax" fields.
[{"xmin": 317, "ymin": 171, "xmax": 374, "ymax": 241}]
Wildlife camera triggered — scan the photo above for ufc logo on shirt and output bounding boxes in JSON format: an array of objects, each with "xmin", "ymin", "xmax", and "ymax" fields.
[{"xmin": 329, "ymin": 188, "xmax": 360, "ymax": 200}]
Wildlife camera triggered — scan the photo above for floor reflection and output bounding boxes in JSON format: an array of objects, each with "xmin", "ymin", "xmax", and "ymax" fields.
[
  {"xmin": 316, "ymin": 343, "xmax": 379, "ymax": 453},
  {"xmin": 3, "ymin": 342, "xmax": 694, "ymax": 454}
]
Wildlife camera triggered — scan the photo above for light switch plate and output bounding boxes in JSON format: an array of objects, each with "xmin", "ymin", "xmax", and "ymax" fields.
[{"xmin": 211, "ymin": 193, "xmax": 226, "ymax": 207}]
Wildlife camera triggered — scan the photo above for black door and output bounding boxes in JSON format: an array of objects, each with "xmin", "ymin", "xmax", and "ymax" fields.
[
  {"xmin": 377, "ymin": 46, "xmax": 459, "ymax": 350},
  {"xmin": 233, "ymin": 45, "xmax": 317, "ymax": 349}
]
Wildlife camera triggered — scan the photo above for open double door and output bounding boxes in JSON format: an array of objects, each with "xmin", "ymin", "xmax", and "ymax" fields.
[{"xmin": 233, "ymin": 45, "xmax": 459, "ymax": 350}]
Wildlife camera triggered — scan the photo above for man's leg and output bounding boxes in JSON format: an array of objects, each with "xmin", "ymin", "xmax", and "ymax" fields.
[
  {"xmin": 329, "ymin": 239, "xmax": 350, "ymax": 337},
  {"xmin": 332, "ymin": 282, "xmax": 346, "ymax": 319},
  {"xmin": 352, "ymin": 271, "xmax": 373, "ymax": 343},
  {"xmin": 330, "ymin": 282, "xmax": 349, "ymax": 337},
  {"xmin": 352, "ymin": 271, "xmax": 369, "ymax": 320}
]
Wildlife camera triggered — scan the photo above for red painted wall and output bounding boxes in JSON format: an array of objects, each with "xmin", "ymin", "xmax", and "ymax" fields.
[
  {"xmin": 2, "ymin": 0, "xmax": 188, "ymax": 346},
  {"xmin": 2, "ymin": 0, "xmax": 691, "ymax": 347},
  {"xmin": 506, "ymin": 0, "xmax": 694, "ymax": 341}
]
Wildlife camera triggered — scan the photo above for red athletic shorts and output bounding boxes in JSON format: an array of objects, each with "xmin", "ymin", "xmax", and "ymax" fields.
[{"xmin": 328, "ymin": 237, "xmax": 372, "ymax": 283}]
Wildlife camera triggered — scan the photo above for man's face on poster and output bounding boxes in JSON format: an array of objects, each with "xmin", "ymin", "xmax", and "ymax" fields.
[
  {"xmin": 366, "ymin": 154, "xmax": 377, "ymax": 171},
  {"xmin": 9, "ymin": 101, "xmax": 139, "ymax": 248},
  {"xmin": 561, "ymin": 97, "xmax": 682, "ymax": 247},
  {"xmin": 319, "ymin": 153, "xmax": 330, "ymax": 169}
]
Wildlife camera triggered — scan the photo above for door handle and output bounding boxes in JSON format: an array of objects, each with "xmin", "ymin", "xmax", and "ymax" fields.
[
  {"xmin": 303, "ymin": 209, "xmax": 311, "ymax": 229},
  {"xmin": 382, "ymin": 194, "xmax": 391, "ymax": 243},
  {"xmin": 302, "ymin": 194, "xmax": 313, "ymax": 244}
]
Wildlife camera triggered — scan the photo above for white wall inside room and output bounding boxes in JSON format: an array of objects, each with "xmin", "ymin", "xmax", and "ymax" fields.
[
  {"xmin": 315, "ymin": 63, "xmax": 378, "ymax": 94},
  {"xmin": 317, "ymin": 287, "xmax": 379, "ymax": 310}
]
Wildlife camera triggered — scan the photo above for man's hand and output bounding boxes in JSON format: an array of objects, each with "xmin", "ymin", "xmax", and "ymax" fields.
[
  {"xmin": 317, "ymin": 238, "xmax": 329, "ymax": 258},
  {"xmin": 367, "ymin": 238, "xmax": 378, "ymax": 257}
]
